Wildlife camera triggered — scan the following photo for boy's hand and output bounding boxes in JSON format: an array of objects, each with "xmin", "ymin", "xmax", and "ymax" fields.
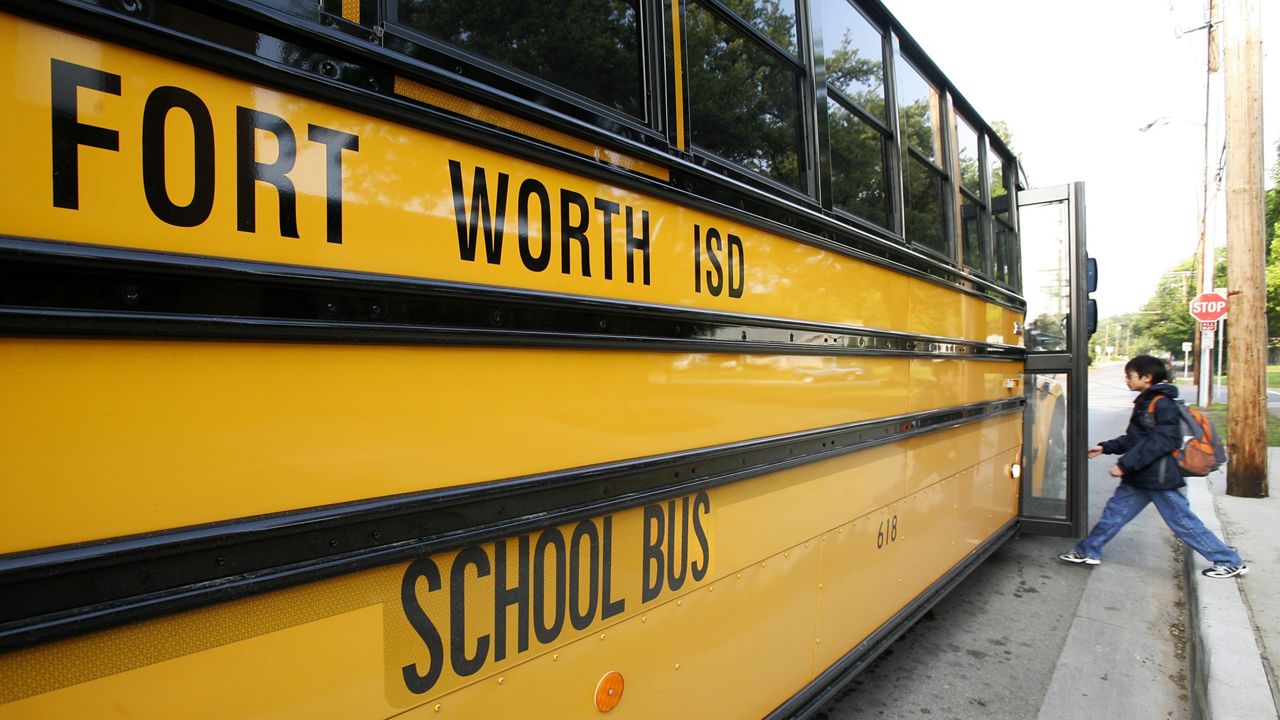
[
  {"xmin": 1087, "ymin": 445, "xmax": 1104, "ymax": 459},
  {"xmin": 1109, "ymin": 464, "xmax": 1124, "ymax": 477}
]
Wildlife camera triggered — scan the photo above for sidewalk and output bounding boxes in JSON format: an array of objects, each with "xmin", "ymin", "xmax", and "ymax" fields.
[
  {"xmin": 1184, "ymin": 449, "xmax": 1280, "ymax": 718},
  {"xmin": 1038, "ymin": 452, "xmax": 1279, "ymax": 719}
]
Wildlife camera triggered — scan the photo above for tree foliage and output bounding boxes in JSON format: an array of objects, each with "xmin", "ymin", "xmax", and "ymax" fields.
[
  {"xmin": 1097, "ymin": 249, "xmax": 1227, "ymax": 362},
  {"xmin": 684, "ymin": 0, "xmax": 802, "ymax": 189},
  {"xmin": 1129, "ymin": 259, "xmax": 1197, "ymax": 353},
  {"xmin": 989, "ymin": 120, "xmax": 1014, "ymax": 147},
  {"xmin": 1100, "ymin": 142, "xmax": 1280, "ymax": 363},
  {"xmin": 398, "ymin": 0, "xmax": 644, "ymax": 117},
  {"xmin": 1265, "ymin": 141, "xmax": 1280, "ymax": 338}
]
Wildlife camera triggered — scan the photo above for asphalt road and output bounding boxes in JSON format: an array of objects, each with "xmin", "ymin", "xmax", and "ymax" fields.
[{"xmin": 815, "ymin": 365, "xmax": 1174, "ymax": 719}]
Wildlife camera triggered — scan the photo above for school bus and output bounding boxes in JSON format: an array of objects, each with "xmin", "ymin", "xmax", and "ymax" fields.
[{"xmin": 0, "ymin": 0, "xmax": 1092, "ymax": 717}]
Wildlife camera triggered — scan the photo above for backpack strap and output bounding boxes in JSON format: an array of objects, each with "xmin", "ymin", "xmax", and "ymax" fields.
[{"xmin": 1141, "ymin": 395, "xmax": 1165, "ymax": 429}]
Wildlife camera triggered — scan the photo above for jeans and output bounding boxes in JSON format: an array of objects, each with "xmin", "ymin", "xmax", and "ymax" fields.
[{"xmin": 1075, "ymin": 483, "xmax": 1242, "ymax": 565}]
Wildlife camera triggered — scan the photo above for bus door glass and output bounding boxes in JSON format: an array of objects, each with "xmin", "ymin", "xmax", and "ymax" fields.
[{"xmin": 1018, "ymin": 183, "xmax": 1091, "ymax": 537}]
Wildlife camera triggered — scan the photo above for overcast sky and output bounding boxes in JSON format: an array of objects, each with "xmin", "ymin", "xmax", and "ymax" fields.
[{"xmin": 881, "ymin": 0, "xmax": 1280, "ymax": 317}]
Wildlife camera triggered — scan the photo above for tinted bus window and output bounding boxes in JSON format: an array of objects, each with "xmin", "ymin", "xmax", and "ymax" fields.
[
  {"xmin": 818, "ymin": 0, "xmax": 885, "ymax": 119},
  {"xmin": 686, "ymin": 1, "xmax": 804, "ymax": 190},
  {"xmin": 729, "ymin": 0, "xmax": 800, "ymax": 56},
  {"xmin": 993, "ymin": 217, "xmax": 1014, "ymax": 286},
  {"xmin": 960, "ymin": 192, "xmax": 983, "ymax": 272},
  {"xmin": 396, "ymin": 0, "xmax": 644, "ymax": 119},
  {"xmin": 828, "ymin": 100, "xmax": 890, "ymax": 227},
  {"xmin": 956, "ymin": 116, "xmax": 981, "ymax": 194},
  {"xmin": 956, "ymin": 115, "xmax": 985, "ymax": 273},
  {"xmin": 990, "ymin": 140, "xmax": 1011, "ymax": 221},
  {"xmin": 896, "ymin": 57, "xmax": 942, "ymax": 164},
  {"xmin": 904, "ymin": 155, "xmax": 947, "ymax": 255}
]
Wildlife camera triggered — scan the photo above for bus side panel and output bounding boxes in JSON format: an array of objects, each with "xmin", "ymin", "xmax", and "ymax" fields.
[
  {"xmin": 1, "ymin": 340, "xmax": 917, "ymax": 554},
  {"xmin": 0, "ymin": 10, "xmax": 1031, "ymax": 719},
  {"xmin": 0, "ymin": 417, "xmax": 1020, "ymax": 719},
  {"xmin": 908, "ymin": 279, "xmax": 1021, "ymax": 347}
]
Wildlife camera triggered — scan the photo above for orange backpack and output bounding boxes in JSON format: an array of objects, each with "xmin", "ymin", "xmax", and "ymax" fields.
[{"xmin": 1147, "ymin": 396, "xmax": 1228, "ymax": 477}]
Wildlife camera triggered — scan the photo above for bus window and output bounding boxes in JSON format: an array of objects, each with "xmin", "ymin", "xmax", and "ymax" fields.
[
  {"xmin": 1019, "ymin": 198, "xmax": 1070, "ymax": 351},
  {"xmin": 990, "ymin": 140, "xmax": 1012, "ymax": 221},
  {"xmin": 819, "ymin": 0, "xmax": 892, "ymax": 229},
  {"xmin": 903, "ymin": 150, "xmax": 948, "ymax": 255},
  {"xmin": 392, "ymin": 0, "xmax": 645, "ymax": 120},
  {"xmin": 684, "ymin": 1, "xmax": 806, "ymax": 192},
  {"xmin": 960, "ymin": 192, "xmax": 984, "ymax": 273},
  {"xmin": 956, "ymin": 115, "xmax": 986, "ymax": 274},
  {"xmin": 818, "ymin": 0, "xmax": 886, "ymax": 120},
  {"xmin": 896, "ymin": 54, "xmax": 950, "ymax": 257},
  {"xmin": 989, "ymin": 142, "xmax": 1020, "ymax": 289},
  {"xmin": 955, "ymin": 116, "xmax": 982, "ymax": 195},
  {"xmin": 993, "ymin": 214, "xmax": 1014, "ymax": 287},
  {"xmin": 896, "ymin": 56, "xmax": 942, "ymax": 163},
  {"xmin": 828, "ymin": 101, "xmax": 891, "ymax": 228},
  {"xmin": 733, "ymin": 0, "xmax": 800, "ymax": 56}
]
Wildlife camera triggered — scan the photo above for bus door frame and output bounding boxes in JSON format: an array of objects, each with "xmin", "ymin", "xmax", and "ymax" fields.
[{"xmin": 1017, "ymin": 182, "xmax": 1091, "ymax": 537}]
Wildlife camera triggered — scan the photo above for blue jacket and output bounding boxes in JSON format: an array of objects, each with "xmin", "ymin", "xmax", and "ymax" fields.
[{"xmin": 1099, "ymin": 383, "xmax": 1185, "ymax": 490}]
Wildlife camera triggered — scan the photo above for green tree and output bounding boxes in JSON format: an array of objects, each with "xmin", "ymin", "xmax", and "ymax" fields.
[
  {"xmin": 1131, "ymin": 260, "xmax": 1196, "ymax": 353},
  {"xmin": 1127, "ymin": 251, "xmax": 1227, "ymax": 357},
  {"xmin": 989, "ymin": 119, "xmax": 1014, "ymax": 147},
  {"xmin": 1264, "ymin": 142, "xmax": 1280, "ymax": 337}
]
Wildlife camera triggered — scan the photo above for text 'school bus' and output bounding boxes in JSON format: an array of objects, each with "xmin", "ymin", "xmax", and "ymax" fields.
[{"xmin": 0, "ymin": 0, "xmax": 1093, "ymax": 717}]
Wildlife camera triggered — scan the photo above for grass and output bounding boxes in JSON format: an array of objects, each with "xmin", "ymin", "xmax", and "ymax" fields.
[
  {"xmin": 1195, "ymin": 402, "xmax": 1280, "ymax": 447},
  {"xmin": 1206, "ymin": 364, "xmax": 1280, "ymax": 387},
  {"xmin": 1119, "ymin": 364, "xmax": 1280, "ymax": 446}
]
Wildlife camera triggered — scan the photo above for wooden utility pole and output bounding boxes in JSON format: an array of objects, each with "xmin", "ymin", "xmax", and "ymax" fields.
[
  {"xmin": 1195, "ymin": 0, "xmax": 1219, "ymax": 408},
  {"xmin": 1223, "ymin": 0, "xmax": 1268, "ymax": 497}
]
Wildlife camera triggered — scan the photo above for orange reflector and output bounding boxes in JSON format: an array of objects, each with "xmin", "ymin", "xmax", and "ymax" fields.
[{"xmin": 594, "ymin": 671, "xmax": 625, "ymax": 712}]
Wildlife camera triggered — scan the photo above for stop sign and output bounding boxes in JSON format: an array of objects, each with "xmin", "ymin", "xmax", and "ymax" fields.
[{"xmin": 1189, "ymin": 292, "xmax": 1228, "ymax": 322}]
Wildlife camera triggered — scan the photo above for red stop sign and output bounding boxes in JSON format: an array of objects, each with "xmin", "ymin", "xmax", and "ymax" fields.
[{"xmin": 1189, "ymin": 292, "xmax": 1228, "ymax": 322}]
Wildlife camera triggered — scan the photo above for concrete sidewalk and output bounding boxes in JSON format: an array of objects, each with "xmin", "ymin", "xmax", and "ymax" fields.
[
  {"xmin": 1185, "ymin": 449, "xmax": 1280, "ymax": 718},
  {"xmin": 1037, "ymin": 455, "xmax": 1279, "ymax": 719}
]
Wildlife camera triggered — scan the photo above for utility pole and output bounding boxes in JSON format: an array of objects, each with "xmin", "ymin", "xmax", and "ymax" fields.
[
  {"xmin": 1223, "ymin": 0, "xmax": 1267, "ymax": 497},
  {"xmin": 1196, "ymin": 0, "xmax": 1219, "ymax": 408}
]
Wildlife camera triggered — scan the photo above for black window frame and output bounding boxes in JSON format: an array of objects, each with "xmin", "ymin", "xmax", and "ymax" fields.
[
  {"xmin": 681, "ymin": 0, "xmax": 815, "ymax": 201},
  {"xmin": 953, "ymin": 110, "xmax": 989, "ymax": 277},
  {"xmin": 958, "ymin": 184, "xmax": 987, "ymax": 274},
  {"xmin": 893, "ymin": 48, "xmax": 953, "ymax": 262},
  {"xmin": 382, "ymin": 0, "xmax": 666, "ymax": 147},
  {"xmin": 365, "ymin": 0, "xmax": 1023, "ymax": 297},
  {"xmin": 814, "ymin": 0, "xmax": 895, "ymax": 233},
  {"xmin": 988, "ymin": 140, "xmax": 1020, "ymax": 291}
]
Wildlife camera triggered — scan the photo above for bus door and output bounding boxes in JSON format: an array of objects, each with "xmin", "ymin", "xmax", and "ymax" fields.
[{"xmin": 1016, "ymin": 183, "xmax": 1094, "ymax": 537}]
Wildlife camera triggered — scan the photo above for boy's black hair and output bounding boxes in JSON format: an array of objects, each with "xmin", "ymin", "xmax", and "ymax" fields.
[{"xmin": 1125, "ymin": 354, "xmax": 1170, "ymax": 384}]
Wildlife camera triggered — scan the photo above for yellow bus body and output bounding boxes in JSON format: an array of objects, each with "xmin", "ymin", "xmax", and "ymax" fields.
[
  {"xmin": 2, "ymin": 415, "xmax": 1020, "ymax": 718},
  {"xmin": 0, "ymin": 8, "xmax": 1028, "ymax": 719}
]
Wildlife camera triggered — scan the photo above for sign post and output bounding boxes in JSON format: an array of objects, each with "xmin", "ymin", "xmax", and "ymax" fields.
[{"xmin": 1189, "ymin": 292, "xmax": 1229, "ymax": 405}]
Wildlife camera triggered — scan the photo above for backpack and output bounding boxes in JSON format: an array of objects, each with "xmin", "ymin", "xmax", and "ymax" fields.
[{"xmin": 1146, "ymin": 396, "xmax": 1228, "ymax": 477}]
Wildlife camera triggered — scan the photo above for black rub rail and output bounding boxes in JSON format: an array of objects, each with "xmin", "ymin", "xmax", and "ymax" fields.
[
  {"xmin": 0, "ymin": 237, "xmax": 1026, "ymax": 358},
  {"xmin": 0, "ymin": 397, "xmax": 1023, "ymax": 652}
]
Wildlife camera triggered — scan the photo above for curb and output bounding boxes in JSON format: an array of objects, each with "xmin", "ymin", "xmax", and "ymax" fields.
[{"xmin": 1182, "ymin": 474, "xmax": 1278, "ymax": 720}]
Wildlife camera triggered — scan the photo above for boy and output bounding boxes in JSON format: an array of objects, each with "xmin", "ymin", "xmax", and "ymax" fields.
[{"xmin": 1058, "ymin": 354, "xmax": 1248, "ymax": 578}]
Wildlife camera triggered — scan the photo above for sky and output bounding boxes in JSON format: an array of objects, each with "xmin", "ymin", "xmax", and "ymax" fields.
[{"xmin": 881, "ymin": 0, "xmax": 1280, "ymax": 317}]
